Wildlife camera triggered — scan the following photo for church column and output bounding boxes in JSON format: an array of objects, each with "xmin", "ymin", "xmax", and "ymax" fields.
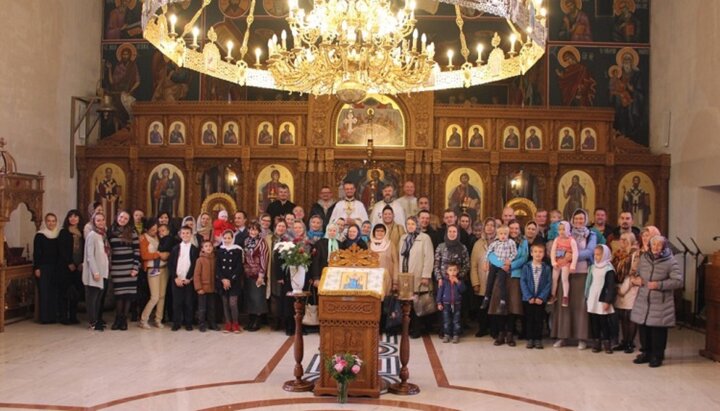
[
  {"xmin": 128, "ymin": 146, "xmax": 139, "ymax": 210},
  {"xmin": 431, "ymin": 149, "xmax": 442, "ymax": 212},
  {"xmin": 489, "ymin": 151, "xmax": 500, "ymax": 215},
  {"xmin": 603, "ymin": 153, "xmax": 616, "ymax": 219},
  {"xmin": 324, "ymin": 149, "xmax": 335, "ymax": 193},
  {"xmin": 241, "ymin": 147, "xmax": 251, "ymax": 215},
  {"xmin": 547, "ymin": 153, "xmax": 558, "ymax": 215},
  {"xmin": 297, "ymin": 148, "xmax": 309, "ymax": 209},
  {"xmin": 658, "ymin": 155, "xmax": 671, "ymax": 234},
  {"xmin": 183, "ymin": 149, "xmax": 194, "ymax": 216},
  {"xmin": 76, "ymin": 147, "xmax": 88, "ymax": 212}
]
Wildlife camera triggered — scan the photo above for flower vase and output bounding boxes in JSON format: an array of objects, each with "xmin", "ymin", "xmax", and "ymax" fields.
[
  {"xmin": 289, "ymin": 265, "xmax": 306, "ymax": 294},
  {"xmin": 337, "ymin": 380, "xmax": 348, "ymax": 404}
]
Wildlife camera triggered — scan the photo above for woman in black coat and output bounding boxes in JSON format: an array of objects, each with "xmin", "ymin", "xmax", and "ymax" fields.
[
  {"xmin": 57, "ymin": 210, "xmax": 84, "ymax": 324},
  {"xmin": 33, "ymin": 213, "xmax": 61, "ymax": 324}
]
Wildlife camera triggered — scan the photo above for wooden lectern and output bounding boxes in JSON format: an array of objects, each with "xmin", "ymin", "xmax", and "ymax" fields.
[{"xmin": 314, "ymin": 245, "xmax": 387, "ymax": 398}]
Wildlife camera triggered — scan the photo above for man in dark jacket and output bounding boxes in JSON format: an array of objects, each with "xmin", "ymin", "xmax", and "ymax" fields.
[
  {"xmin": 168, "ymin": 225, "xmax": 200, "ymax": 331},
  {"xmin": 309, "ymin": 186, "xmax": 336, "ymax": 230},
  {"xmin": 266, "ymin": 184, "xmax": 295, "ymax": 226}
]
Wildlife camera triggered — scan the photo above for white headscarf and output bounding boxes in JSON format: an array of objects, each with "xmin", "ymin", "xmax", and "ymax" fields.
[
  {"xmin": 593, "ymin": 244, "xmax": 613, "ymax": 269},
  {"xmin": 38, "ymin": 218, "xmax": 60, "ymax": 239}
]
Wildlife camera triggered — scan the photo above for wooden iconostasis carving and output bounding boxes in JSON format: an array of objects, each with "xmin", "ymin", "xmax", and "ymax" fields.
[{"xmin": 77, "ymin": 93, "xmax": 670, "ymax": 232}]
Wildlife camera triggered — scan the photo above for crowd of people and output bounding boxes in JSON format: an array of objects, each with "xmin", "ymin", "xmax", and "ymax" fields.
[{"xmin": 32, "ymin": 179, "xmax": 682, "ymax": 368}]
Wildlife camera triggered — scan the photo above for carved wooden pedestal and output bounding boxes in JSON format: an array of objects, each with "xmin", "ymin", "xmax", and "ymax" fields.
[
  {"xmin": 283, "ymin": 292, "xmax": 314, "ymax": 392},
  {"xmin": 700, "ymin": 260, "xmax": 720, "ymax": 362},
  {"xmin": 389, "ymin": 299, "xmax": 420, "ymax": 395},
  {"xmin": 314, "ymin": 295, "xmax": 381, "ymax": 398}
]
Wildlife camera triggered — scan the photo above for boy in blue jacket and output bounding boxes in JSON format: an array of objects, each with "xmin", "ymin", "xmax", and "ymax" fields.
[
  {"xmin": 437, "ymin": 262, "xmax": 466, "ymax": 344},
  {"xmin": 520, "ymin": 243, "xmax": 552, "ymax": 349}
]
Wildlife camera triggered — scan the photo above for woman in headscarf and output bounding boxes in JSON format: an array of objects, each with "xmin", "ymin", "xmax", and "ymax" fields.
[
  {"xmin": 433, "ymin": 225, "xmax": 470, "ymax": 284},
  {"xmin": 57, "ymin": 210, "xmax": 84, "ymax": 325},
  {"xmin": 196, "ymin": 212, "xmax": 213, "ymax": 245},
  {"xmin": 551, "ymin": 208, "xmax": 597, "ymax": 349},
  {"xmin": 84, "ymin": 201, "xmax": 103, "ymax": 238},
  {"xmin": 340, "ymin": 224, "xmax": 367, "ymax": 250},
  {"xmin": 268, "ymin": 220, "xmax": 291, "ymax": 331},
  {"xmin": 612, "ymin": 232, "xmax": 640, "ymax": 353},
  {"xmin": 311, "ymin": 223, "xmax": 339, "ymax": 284},
  {"xmin": 371, "ymin": 224, "xmax": 399, "ymax": 296},
  {"xmin": 243, "ymin": 221, "xmax": 269, "ymax": 331},
  {"xmin": 83, "ymin": 212, "xmax": 110, "ymax": 331},
  {"xmin": 639, "ymin": 226, "xmax": 661, "ymax": 254},
  {"xmin": 487, "ymin": 219, "xmax": 529, "ymax": 346},
  {"xmin": 585, "ymin": 245, "xmax": 617, "ymax": 353},
  {"xmin": 108, "ymin": 210, "xmax": 140, "ymax": 330},
  {"xmin": 306, "ymin": 215, "xmax": 325, "ymax": 245},
  {"xmin": 470, "ymin": 217, "xmax": 496, "ymax": 337},
  {"xmin": 630, "ymin": 235, "xmax": 682, "ymax": 368},
  {"xmin": 33, "ymin": 213, "xmax": 61, "ymax": 324},
  {"xmin": 399, "ymin": 216, "xmax": 434, "ymax": 338}
]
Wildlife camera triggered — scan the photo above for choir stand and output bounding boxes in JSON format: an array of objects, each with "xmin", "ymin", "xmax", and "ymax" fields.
[
  {"xmin": 283, "ymin": 291, "xmax": 314, "ymax": 392},
  {"xmin": 388, "ymin": 298, "xmax": 420, "ymax": 395}
]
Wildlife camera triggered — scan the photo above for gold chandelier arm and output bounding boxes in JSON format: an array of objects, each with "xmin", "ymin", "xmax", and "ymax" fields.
[
  {"xmin": 180, "ymin": 0, "xmax": 211, "ymax": 37},
  {"xmin": 454, "ymin": 5, "xmax": 470, "ymax": 63},
  {"xmin": 240, "ymin": 0, "xmax": 257, "ymax": 60}
]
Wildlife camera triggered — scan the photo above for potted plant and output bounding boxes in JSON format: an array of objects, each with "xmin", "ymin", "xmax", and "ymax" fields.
[{"xmin": 273, "ymin": 240, "xmax": 311, "ymax": 294}]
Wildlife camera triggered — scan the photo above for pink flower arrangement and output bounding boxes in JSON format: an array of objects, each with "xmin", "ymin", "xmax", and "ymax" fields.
[{"xmin": 325, "ymin": 353, "xmax": 363, "ymax": 384}]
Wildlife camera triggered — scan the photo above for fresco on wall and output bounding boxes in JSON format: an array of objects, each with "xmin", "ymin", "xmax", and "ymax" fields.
[
  {"xmin": 147, "ymin": 164, "xmax": 185, "ymax": 218},
  {"xmin": 336, "ymin": 95, "xmax": 405, "ymax": 147},
  {"xmin": 618, "ymin": 171, "xmax": 655, "ymax": 227},
  {"xmin": 91, "ymin": 163, "xmax": 126, "ymax": 221},
  {"xmin": 557, "ymin": 170, "xmax": 596, "ymax": 221},
  {"xmin": 549, "ymin": 45, "xmax": 649, "ymax": 145},
  {"xmin": 445, "ymin": 168, "xmax": 484, "ymax": 222},
  {"xmin": 549, "ymin": 0, "xmax": 650, "ymax": 44}
]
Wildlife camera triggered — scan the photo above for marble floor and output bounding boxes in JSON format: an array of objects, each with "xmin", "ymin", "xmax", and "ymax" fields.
[{"xmin": 0, "ymin": 320, "xmax": 718, "ymax": 411}]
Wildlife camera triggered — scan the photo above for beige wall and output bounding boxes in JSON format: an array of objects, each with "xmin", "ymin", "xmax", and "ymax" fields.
[
  {"xmin": 0, "ymin": 1, "xmax": 101, "ymax": 249},
  {"xmin": 651, "ymin": 1, "xmax": 720, "ymax": 305}
]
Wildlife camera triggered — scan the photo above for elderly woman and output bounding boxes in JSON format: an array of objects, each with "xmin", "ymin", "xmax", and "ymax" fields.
[
  {"xmin": 399, "ymin": 216, "xmax": 434, "ymax": 338},
  {"xmin": 487, "ymin": 219, "xmax": 529, "ymax": 346},
  {"xmin": 470, "ymin": 217, "xmax": 496, "ymax": 337},
  {"xmin": 551, "ymin": 209, "xmax": 597, "ymax": 349},
  {"xmin": 630, "ymin": 235, "xmax": 682, "ymax": 368},
  {"xmin": 370, "ymin": 224, "xmax": 399, "ymax": 295},
  {"xmin": 612, "ymin": 232, "xmax": 640, "ymax": 353},
  {"xmin": 433, "ymin": 225, "xmax": 470, "ymax": 283}
]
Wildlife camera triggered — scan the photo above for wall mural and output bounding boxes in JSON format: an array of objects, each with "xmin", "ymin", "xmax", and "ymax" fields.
[
  {"xmin": 335, "ymin": 95, "xmax": 405, "ymax": 147},
  {"xmin": 147, "ymin": 164, "xmax": 185, "ymax": 218},
  {"xmin": 91, "ymin": 163, "xmax": 126, "ymax": 220},
  {"xmin": 557, "ymin": 170, "xmax": 596, "ymax": 221},
  {"xmin": 256, "ymin": 164, "xmax": 294, "ymax": 215},
  {"xmin": 445, "ymin": 168, "xmax": 484, "ymax": 222},
  {"xmin": 617, "ymin": 171, "xmax": 655, "ymax": 227}
]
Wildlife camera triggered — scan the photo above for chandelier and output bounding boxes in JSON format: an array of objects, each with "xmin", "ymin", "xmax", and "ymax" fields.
[{"xmin": 142, "ymin": 0, "xmax": 547, "ymax": 104}]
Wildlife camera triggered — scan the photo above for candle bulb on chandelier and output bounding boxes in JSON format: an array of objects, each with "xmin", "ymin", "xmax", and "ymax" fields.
[
  {"xmin": 169, "ymin": 14, "xmax": 177, "ymax": 36},
  {"xmin": 226, "ymin": 40, "xmax": 234, "ymax": 61},
  {"xmin": 447, "ymin": 49, "xmax": 454, "ymax": 68},
  {"xmin": 255, "ymin": 48, "xmax": 262, "ymax": 66},
  {"xmin": 281, "ymin": 30, "xmax": 287, "ymax": 50},
  {"xmin": 476, "ymin": 43, "xmax": 484, "ymax": 64},
  {"xmin": 509, "ymin": 33, "xmax": 517, "ymax": 54},
  {"xmin": 412, "ymin": 29, "xmax": 418, "ymax": 52},
  {"xmin": 191, "ymin": 26, "xmax": 199, "ymax": 49},
  {"xmin": 525, "ymin": 27, "xmax": 533, "ymax": 44},
  {"xmin": 540, "ymin": 7, "xmax": 547, "ymax": 18},
  {"xmin": 421, "ymin": 33, "xmax": 427, "ymax": 53}
]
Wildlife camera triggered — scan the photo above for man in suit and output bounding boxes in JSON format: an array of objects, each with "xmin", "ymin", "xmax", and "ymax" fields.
[{"xmin": 167, "ymin": 225, "xmax": 200, "ymax": 331}]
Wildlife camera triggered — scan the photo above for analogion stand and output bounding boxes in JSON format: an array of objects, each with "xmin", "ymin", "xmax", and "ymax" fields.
[
  {"xmin": 282, "ymin": 291, "xmax": 314, "ymax": 392},
  {"xmin": 388, "ymin": 298, "xmax": 420, "ymax": 395}
]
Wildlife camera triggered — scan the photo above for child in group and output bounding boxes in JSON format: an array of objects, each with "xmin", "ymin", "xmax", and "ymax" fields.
[
  {"xmin": 436, "ymin": 262, "xmax": 466, "ymax": 344},
  {"xmin": 194, "ymin": 240, "xmax": 219, "ymax": 332},
  {"xmin": 545, "ymin": 209, "xmax": 563, "ymax": 241},
  {"xmin": 213, "ymin": 210, "xmax": 234, "ymax": 246},
  {"xmin": 168, "ymin": 225, "xmax": 199, "ymax": 331},
  {"xmin": 585, "ymin": 245, "xmax": 617, "ymax": 354},
  {"xmin": 481, "ymin": 225, "xmax": 517, "ymax": 313},
  {"xmin": 520, "ymin": 244, "xmax": 552, "ymax": 349},
  {"xmin": 550, "ymin": 221, "xmax": 578, "ymax": 307},
  {"xmin": 216, "ymin": 230, "xmax": 244, "ymax": 333}
]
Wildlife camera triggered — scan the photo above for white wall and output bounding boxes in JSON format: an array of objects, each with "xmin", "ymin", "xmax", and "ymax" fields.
[
  {"xmin": 651, "ymin": 1, "xmax": 720, "ymax": 306},
  {"xmin": 0, "ymin": 1, "xmax": 101, "ymax": 251}
]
